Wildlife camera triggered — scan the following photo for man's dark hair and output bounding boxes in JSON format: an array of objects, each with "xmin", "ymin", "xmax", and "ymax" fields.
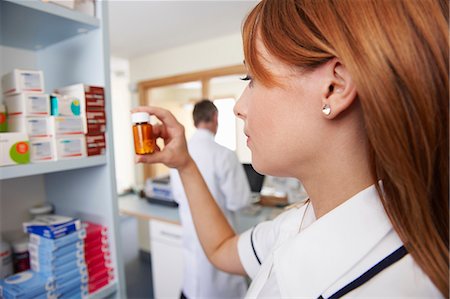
[{"xmin": 193, "ymin": 99, "xmax": 218, "ymax": 127}]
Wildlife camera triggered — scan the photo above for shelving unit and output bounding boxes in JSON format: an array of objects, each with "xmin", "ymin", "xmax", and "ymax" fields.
[
  {"xmin": 0, "ymin": 0, "xmax": 125, "ymax": 297},
  {"xmin": 0, "ymin": 156, "xmax": 107, "ymax": 180}
]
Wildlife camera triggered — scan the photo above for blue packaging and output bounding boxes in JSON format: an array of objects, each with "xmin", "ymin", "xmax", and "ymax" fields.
[
  {"xmin": 54, "ymin": 268, "xmax": 88, "ymax": 288},
  {"xmin": 29, "ymin": 241, "xmax": 84, "ymax": 260},
  {"xmin": 0, "ymin": 271, "xmax": 54, "ymax": 299},
  {"xmin": 23, "ymin": 215, "xmax": 81, "ymax": 239},
  {"xmin": 55, "ymin": 278, "xmax": 87, "ymax": 296},
  {"xmin": 29, "ymin": 229, "xmax": 85, "ymax": 249},
  {"xmin": 31, "ymin": 256, "xmax": 86, "ymax": 276},
  {"xmin": 30, "ymin": 247, "xmax": 84, "ymax": 267},
  {"xmin": 60, "ymin": 286, "xmax": 88, "ymax": 299}
]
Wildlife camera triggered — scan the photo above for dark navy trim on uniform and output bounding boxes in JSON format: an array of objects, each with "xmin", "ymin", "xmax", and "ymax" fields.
[
  {"xmin": 250, "ymin": 227, "xmax": 262, "ymax": 265},
  {"xmin": 318, "ymin": 245, "xmax": 408, "ymax": 299}
]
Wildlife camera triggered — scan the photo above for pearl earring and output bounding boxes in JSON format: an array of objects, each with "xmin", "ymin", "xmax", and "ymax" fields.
[{"xmin": 322, "ymin": 104, "xmax": 331, "ymax": 116}]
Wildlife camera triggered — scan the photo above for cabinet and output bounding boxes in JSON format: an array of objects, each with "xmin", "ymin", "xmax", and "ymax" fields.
[
  {"xmin": 150, "ymin": 219, "xmax": 183, "ymax": 299},
  {"xmin": 0, "ymin": 0, "xmax": 125, "ymax": 297}
]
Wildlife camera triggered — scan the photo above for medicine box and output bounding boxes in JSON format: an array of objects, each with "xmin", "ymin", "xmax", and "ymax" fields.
[
  {"xmin": 0, "ymin": 270, "xmax": 55, "ymax": 299},
  {"xmin": 86, "ymin": 110, "xmax": 106, "ymax": 133},
  {"xmin": 2, "ymin": 69, "xmax": 45, "ymax": 95},
  {"xmin": 50, "ymin": 94, "xmax": 84, "ymax": 117},
  {"xmin": 50, "ymin": 116, "xmax": 86, "ymax": 135},
  {"xmin": 8, "ymin": 116, "xmax": 52, "ymax": 138},
  {"xmin": 85, "ymin": 133, "xmax": 106, "ymax": 156},
  {"xmin": 30, "ymin": 138, "xmax": 56, "ymax": 163},
  {"xmin": 56, "ymin": 84, "xmax": 104, "ymax": 111},
  {"xmin": 29, "ymin": 229, "xmax": 86, "ymax": 249},
  {"xmin": 24, "ymin": 215, "xmax": 81, "ymax": 239},
  {"xmin": 0, "ymin": 132, "xmax": 30, "ymax": 166},
  {"xmin": 55, "ymin": 135, "xmax": 87, "ymax": 160},
  {"xmin": 5, "ymin": 93, "xmax": 50, "ymax": 117}
]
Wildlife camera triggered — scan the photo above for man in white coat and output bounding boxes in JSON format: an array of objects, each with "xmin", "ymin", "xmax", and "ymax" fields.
[{"xmin": 170, "ymin": 99, "xmax": 251, "ymax": 299}]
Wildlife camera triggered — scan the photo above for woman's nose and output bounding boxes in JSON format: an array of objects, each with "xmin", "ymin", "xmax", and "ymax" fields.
[{"xmin": 234, "ymin": 91, "xmax": 248, "ymax": 120}]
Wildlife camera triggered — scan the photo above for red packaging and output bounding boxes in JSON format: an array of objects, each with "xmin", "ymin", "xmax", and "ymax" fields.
[
  {"xmin": 86, "ymin": 133, "xmax": 106, "ymax": 156},
  {"xmin": 85, "ymin": 87, "xmax": 105, "ymax": 111},
  {"xmin": 87, "ymin": 263, "xmax": 113, "ymax": 276},
  {"xmin": 84, "ymin": 236, "xmax": 109, "ymax": 250},
  {"xmin": 88, "ymin": 266, "xmax": 114, "ymax": 282},
  {"xmin": 86, "ymin": 111, "xmax": 106, "ymax": 133},
  {"xmin": 88, "ymin": 276, "xmax": 112, "ymax": 294},
  {"xmin": 86, "ymin": 251, "xmax": 111, "ymax": 267},
  {"xmin": 85, "ymin": 243, "xmax": 110, "ymax": 258},
  {"xmin": 83, "ymin": 222, "xmax": 108, "ymax": 238}
]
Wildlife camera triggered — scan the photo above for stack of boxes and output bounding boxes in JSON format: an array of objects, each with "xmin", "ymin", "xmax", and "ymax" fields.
[
  {"xmin": 23, "ymin": 215, "xmax": 88, "ymax": 298},
  {"xmin": 0, "ymin": 218, "xmax": 115, "ymax": 297},
  {"xmin": 83, "ymin": 222, "xmax": 114, "ymax": 294},
  {"xmin": 55, "ymin": 84, "xmax": 106, "ymax": 157},
  {"xmin": 0, "ymin": 69, "xmax": 107, "ymax": 166},
  {"xmin": 1, "ymin": 69, "xmax": 48, "ymax": 165}
]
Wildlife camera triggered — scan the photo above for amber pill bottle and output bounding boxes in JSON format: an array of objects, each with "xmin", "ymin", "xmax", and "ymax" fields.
[{"xmin": 131, "ymin": 112, "xmax": 155, "ymax": 155}]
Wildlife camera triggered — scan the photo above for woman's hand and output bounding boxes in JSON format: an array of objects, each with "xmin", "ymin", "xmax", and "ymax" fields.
[{"xmin": 131, "ymin": 106, "xmax": 193, "ymax": 170}]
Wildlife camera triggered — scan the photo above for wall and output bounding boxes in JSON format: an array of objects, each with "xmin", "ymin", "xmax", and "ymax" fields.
[
  {"xmin": 110, "ymin": 56, "xmax": 135, "ymax": 193},
  {"xmin": 130, "ymin": 33, "xmax": 244, "ymax": 83}
]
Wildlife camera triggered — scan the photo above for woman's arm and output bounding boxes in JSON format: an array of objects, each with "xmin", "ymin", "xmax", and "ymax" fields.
[{"xmin": 132, "ymin": 106, "xmax": 246, "ymax": 275}]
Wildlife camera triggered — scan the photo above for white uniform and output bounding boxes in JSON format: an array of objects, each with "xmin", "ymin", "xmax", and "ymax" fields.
[
  {"xmin": 171, "ymin": 128, "xmax": 251, "ymax": 299},
  {"xmin": 238, "ymin": 185, "xmax": 442, "ymax": 298}
]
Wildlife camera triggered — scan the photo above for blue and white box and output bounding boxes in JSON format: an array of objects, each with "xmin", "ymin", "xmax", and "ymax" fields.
[
  {"xmin": 29, "ymin": 240, "xmax": 84, "ymax": 260},
  {"xmin": 29, "ymin": 229, "xmax": 85, "ymax": 249},
  {"xmin": 0, "ymin": 270, "xmax": 55, "ymax": 299},
  {"xmin": 23, "ymin": 215, "xmax": 81, "ymax": 239}
]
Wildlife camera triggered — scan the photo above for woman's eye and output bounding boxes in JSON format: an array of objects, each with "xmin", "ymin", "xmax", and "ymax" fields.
[
  {"xmin": 240, "ymin": 75, "xmax": 254, "ymax": 87},
  {"xmin": 240, "ymin": 75, "xmax": 252, "ymax": 81}
]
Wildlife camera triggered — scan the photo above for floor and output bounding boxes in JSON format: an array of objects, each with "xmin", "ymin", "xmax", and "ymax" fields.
[{"xmin": 120, "ymin": 215, "xmax": 154, "ymax": 299}]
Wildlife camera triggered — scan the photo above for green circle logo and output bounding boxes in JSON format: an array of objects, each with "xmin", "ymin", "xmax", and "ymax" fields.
[{"xmin": 10, "ymin": 141, "xmax": 30, "ymax": 164}]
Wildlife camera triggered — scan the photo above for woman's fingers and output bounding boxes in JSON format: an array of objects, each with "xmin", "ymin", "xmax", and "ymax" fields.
[{"xmin": 131, "ymin": 106, "xmax": 190, "ymax": 170}]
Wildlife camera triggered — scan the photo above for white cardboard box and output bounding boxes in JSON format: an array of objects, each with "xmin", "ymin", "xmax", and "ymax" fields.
[
  {"xmin": 30, "ymin": 137, "xmax": 56, "ymax": 163},
  {"xmin": 8, "ymin": 116, "xmax": 52, "ymax": 138},
  {"xmin": 5, "ymin": 93, "xmax": 50, "ymax": 117},
  {"xmin": 0, "ymin": 132, "xmax": 30, "ymax": 166},
  {"xmin": 55, "ymin": 135, "xmax": 86, "ymax": 159},
  {"xmin": 2, "ymin": 69, "xmax": 45, "ymax": 95},
  {"xmin": 50, "ymin": 94, "xmax": 84, "ymax": 116},
  {"xmin": 50, "ymin": 116, "xmax": 86, "ymax": 135}
]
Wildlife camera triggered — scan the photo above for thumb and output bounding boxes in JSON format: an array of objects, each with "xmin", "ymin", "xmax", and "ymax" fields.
[{"xmin": 135, "ymin": 152, "xmax": 165, "ymax": 165}]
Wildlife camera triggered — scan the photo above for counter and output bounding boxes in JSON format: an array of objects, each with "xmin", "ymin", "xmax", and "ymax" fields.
[{"xmin": 118, "ymin": 193, "xmax": 284, "ymax": 233}]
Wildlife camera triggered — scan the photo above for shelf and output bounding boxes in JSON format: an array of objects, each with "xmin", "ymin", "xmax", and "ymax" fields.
[
  {"xmin": 0, "ymin": 0, "xmax": 100, "ymax": 50},
  {"xmin": 88, "ymin": 282, "xmax": 117, "ymax": 299},
  {"xmin": 0, "ymin": 156, "xmax": 107, "ymax": 180}
]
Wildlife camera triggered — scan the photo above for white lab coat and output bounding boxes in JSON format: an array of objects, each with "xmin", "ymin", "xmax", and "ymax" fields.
[
  {"xmin": 171, "ymin": 129, "xmax": 251, "ymax": 299},
  {"xmin": 238, "ymin": 185, "xmax": 442, "ymax": 298}
]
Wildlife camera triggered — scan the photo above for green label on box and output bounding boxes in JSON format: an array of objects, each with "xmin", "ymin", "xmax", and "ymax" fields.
[{"xmin": 10, "ymin": 141, "xmax": 30, "ymax": 164}]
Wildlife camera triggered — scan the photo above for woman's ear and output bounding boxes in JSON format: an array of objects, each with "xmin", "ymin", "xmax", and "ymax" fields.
[{"xmin": 321, "ymin": 59, "xmax": 357, "ymax": 119}]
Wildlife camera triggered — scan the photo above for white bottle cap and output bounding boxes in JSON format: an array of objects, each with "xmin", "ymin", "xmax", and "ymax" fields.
[
  {"xmin": 131, "ymin": 112, "xmax": 150, "ymax": 124},
  {"xmin": 12, "ymin": 239, "xmax": 28, "ymax": 253}
]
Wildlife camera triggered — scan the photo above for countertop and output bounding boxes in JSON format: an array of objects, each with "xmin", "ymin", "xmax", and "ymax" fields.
[{"xmin": 118, "ymin": 194, "xmax": 285, "ymax": 233}]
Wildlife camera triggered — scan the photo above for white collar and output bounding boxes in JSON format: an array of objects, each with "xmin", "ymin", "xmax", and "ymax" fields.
[
  {"xmin": 191, "ymin": 128, "xmax": 215, "ymax": 140},
  {"xmin": 274, "ymin": 184, "xmax": 397, "ymax": 297}
]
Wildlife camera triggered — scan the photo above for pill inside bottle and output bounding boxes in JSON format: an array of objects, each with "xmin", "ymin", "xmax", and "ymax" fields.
[{"xmin": 131, "ymin": 112, "xmax": 156, "ymax": 155}]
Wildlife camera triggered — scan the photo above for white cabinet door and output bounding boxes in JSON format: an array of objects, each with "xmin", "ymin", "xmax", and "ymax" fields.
[{"xmin": 150, "ymin": 220, "xmax": 183, "ymax": 299}]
